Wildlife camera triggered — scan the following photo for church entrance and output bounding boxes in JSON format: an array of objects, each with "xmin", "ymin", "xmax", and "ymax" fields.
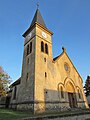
[
  {"xmin": 65, "ymin": 80, "xmax": 78, "ymax": 108},
  {"xmin": 68, "ymin": 92, "xmax": 77, "ymax": 108}
]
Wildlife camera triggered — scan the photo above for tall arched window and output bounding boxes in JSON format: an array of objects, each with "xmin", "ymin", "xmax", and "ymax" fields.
[
  {"xmin": 27, "ymin": 44, "xmax": 29, "ymax": 55},
  {"xmin": 30, "ymin": 42, "xmax": 32, "ymax": 53},
  {"xmin": 61, "ymin": 86, "xmax": 64, "ymax": 98},
  {"xmin": 13, "ymin": 86, "xmax": 17, "ymax": 100},
  {"xmin": 41, "ymin": 41, "xmax": 44, "ymax": 52},
  {"xmin": 45, "ymin": 44, "xmax": 48, "ymax": 54},
  {"xmin": 45, "ymin": 72, "xmax": 47, "ymax": 77},
  {"xmin": 78, "ymin": 89, "xmax": 81, "ymax": 99},
  {"xmin": 26, "ymin": 73, "xmax": 29, "ymax": 82}
]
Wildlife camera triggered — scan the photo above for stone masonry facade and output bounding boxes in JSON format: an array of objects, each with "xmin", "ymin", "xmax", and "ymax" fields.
[{"xmin": 0, "ymin": 8, "xmax": 89, "ymax": 113}]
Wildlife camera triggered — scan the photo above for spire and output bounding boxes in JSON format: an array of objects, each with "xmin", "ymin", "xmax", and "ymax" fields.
[
  {"xmin": 30, "ymin": 9, "xmax": 47, "ymax": 28},
  {"xmin": 23, "ymin": 8, "xmax": 53, "ymax": 37}
]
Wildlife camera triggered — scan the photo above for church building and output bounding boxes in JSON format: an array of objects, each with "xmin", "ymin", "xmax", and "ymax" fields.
[{"xmin": 2, "ymin": 8, "xmax": 89, "ymax": 113}]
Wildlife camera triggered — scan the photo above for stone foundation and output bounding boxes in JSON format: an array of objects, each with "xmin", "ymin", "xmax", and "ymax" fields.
[
  {"xmin": 77, "ymin": 101, "xmax": 86, "ymax": 108},
  {"xmin": 34, "ymin": 101, "xmax": 70, "ymax": 113},
  {"xmin": 45, "ymin": 102, "xmax": 69, "ymax": 112},
  {"xmin": 0, "ymin": 96, "xmax": 6, "ymax": 108},
  {"xmin": 16, "ymin": 103, "xmax": 34, "ymax": 112},
  {"xmin": 9, "ymin": 101, "xmax": 86, "ymax": 113},
  {"xmin": 0, "ymin": 104, "xmax": 6, "ymax": 108}
]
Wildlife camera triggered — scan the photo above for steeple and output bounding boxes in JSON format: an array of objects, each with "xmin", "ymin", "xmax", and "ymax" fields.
[
  {"xmin": 30, "ymin": 9, "xmax": 47, "ymax": 28},
  {"xmin": 23, "ymin": 9, "xmax": 48, "ymax": 37}
]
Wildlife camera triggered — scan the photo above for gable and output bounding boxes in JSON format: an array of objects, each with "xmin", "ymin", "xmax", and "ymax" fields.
[{"xmin": 53, "ymin": 51, "xmax": 83, "ymax": 83}]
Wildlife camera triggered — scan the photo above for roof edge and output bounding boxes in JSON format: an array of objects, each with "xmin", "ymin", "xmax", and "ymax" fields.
[
  {"xmin": 53, "ymin": 50, "xmax": 83, "ymax": 81},
  {"xmin": 23, "ymin": 22, "xmax": 53, "ymax": 37}
]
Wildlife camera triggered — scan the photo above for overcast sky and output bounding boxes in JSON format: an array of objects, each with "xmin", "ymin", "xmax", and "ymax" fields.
[{"xmin": 0, "ymin": 0, "xmax": 90, "ymax": 85}]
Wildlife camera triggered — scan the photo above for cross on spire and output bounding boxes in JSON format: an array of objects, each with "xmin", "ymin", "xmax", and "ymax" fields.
[{"xmin": 37, "ymin": 1, "xmax": 39, "ymax": 9}]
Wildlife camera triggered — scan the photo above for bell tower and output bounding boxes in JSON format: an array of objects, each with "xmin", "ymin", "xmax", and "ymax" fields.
[{"xmin": 17, "ymin": 8, "xmax": 53, "ymax": 113}]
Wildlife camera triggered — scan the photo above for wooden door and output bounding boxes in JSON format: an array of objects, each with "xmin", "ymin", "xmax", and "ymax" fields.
[{"xmin": 68, "ymin": 93, "xmax": 77, "ymax": 108}]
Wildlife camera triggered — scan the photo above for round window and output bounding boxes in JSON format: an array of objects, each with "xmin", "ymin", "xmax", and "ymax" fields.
[{"xmin": 64, "ymin": 63, "xmax": 70, "ymax": 72}]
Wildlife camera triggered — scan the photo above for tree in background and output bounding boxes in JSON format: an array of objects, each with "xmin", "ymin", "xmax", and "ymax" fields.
[
  {"xmin": 0, "ymin": 66, "xmax": 11, "ymax": 97},
  {"xmin": 84, "ymin": 76, "xmax": 90, "ymax": 96}
]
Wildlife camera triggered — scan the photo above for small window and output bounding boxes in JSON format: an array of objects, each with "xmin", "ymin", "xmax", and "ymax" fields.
[
  {"xmin": 45, "ymin": 72, "xmax": 47, "ymax": 77},
  {"xmin": 44, "ymin": 58, "xmax": 46, "ymax": 62},
  {"xmin": 64, "ymin": 63, "xmax": 70, "ymax": 72},
  {"xmin": 46, "ymin": 91, "xmax": 48, "ymax": 94},
  {"xmin": 45, "ymin": 44, "xmax": 48, "ymax": 54},
  {"xmin": 79, "ymin": 93, "xmax": 81, "ymax": 99},
  {"xmin": 26, "ymin": 73, "xmax": 29, "ymax": 82},
  {"xmin": 61, "ymin": 86, "xmax": 64, "ymax": 98},
  {"xmin": 13, "ymin": 86, "xmax": 17, "ymax": 100},
  {"xmin": 41, "ymin": 41, "xmax": 44, "ymax": 52},
  {"xmin": 27, "ymin": 44, "xmax": 29, "ymax": 55},
  {"xmin": 30, "ymin": 42, "xmax": 32, "ymax": 53}
]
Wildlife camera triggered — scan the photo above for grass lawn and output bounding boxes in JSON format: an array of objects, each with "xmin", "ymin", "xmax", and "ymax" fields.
[
  {"xmin": 0, "ymin": 108, "xmax": 34, "ymax": 120},
  {"xmin": 0, "ymin": 108, "xmax": 90, "ymax": 120}
]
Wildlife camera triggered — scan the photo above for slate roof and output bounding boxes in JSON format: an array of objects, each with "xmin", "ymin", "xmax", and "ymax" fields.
[
  {"xmin": 30, "ymin": 9, "xmax": 47, "ymax": 28},
  {"xmin": 10, "ymin": 77, "xmax": 21, "ymax": 87},
  {"xmin": 23, "ymin": 9, "xmax": 53, "ymax": 37}
]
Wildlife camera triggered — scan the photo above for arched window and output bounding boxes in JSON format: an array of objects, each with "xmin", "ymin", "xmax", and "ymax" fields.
[
  {"xmin": 45, "ymin": 72, "xmax": 47, "ymax": 77},
  {"xmin": 61, "ymin": 86, "xmax": 64, "ymax": 98},
  {"xmin": 26, "ymin": 73, "xmax": 29, "ymax": 82},
  {"xmin": 78, "ymin": 89, "xmax": 81, "ymax": 99},
  {"xmin": 44, "ymin": 58, "xmax": 46, "ymax": 62},
  {"xmin": 41, "ymin": 41, "xmax": 44, "ymax": 52},
  {"xmin": 45, "ymin": 44, "xmax": 48, "ymax": 54},
  {"xmin": 27, "ymin": 44, "xmax": 29, "ymax": 55},
  {"xmin": 13, "ymin": 86, "xmax": 17, "ymax": 100},
  {"xmin": 30, "ymin": 42, "xmax": 32, "ymax": 53}
]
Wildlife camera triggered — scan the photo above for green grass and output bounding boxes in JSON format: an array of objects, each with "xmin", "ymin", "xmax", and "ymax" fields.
[
  {"xmin": 0, "ymin": 108, "xmax": 90, "ymax": 120},
  {"xmin": 0, "ymin": 109, "xmax": 33, "ymax": 120}
]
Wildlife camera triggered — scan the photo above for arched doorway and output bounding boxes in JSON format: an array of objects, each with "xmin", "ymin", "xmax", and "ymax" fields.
[{"xmin": 66, "ymin": 81, "xmax": 77, "ymax": 108}]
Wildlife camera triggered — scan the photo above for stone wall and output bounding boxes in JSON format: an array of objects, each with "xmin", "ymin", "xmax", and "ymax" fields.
[
  {"xmin": 0, "ymin": 96, "xmax": 6, "ymax": 108},
  {"xmin": 17, "ymin": 103, "xmax": 34, "ymax": 112}
]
